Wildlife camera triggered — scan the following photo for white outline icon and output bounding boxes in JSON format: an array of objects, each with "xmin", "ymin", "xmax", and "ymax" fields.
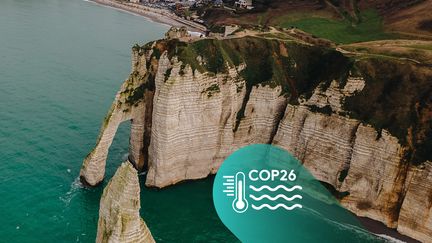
[{"xmin": 232, "ymin": 172, "xmax": 248, "ymax": 213}]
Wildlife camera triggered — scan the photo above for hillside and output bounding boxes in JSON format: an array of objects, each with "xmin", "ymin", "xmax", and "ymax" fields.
[{"xmin": 204, "ymin": 0, "xmax": 432, "ymax": 43}]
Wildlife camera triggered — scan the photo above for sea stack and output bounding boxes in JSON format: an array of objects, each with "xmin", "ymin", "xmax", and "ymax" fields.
[{"xmin": 96, "ymin": 161, "xmax": 155, "ymax": 243}]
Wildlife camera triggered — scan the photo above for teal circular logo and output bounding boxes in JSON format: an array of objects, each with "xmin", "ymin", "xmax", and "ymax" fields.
[{"xmin": 213, "ymin": 144, "xmax": 382, "ymax": 242}]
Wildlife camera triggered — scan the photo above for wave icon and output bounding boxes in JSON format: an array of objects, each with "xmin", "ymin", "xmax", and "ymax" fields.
[
  {"xmin": 251, "ymin": 204, "xmax": 303, "ymax": 210},
  {"xmin": 250, "ymin": 194, "xmax": 302, "ymax": 201},
  {"xmin": 249, "ymin": 185, "xmax": 302, "ymax": 192},
  {"xmin": 249, "ymin": 184, "xmax": 303, "ymax": 211}
]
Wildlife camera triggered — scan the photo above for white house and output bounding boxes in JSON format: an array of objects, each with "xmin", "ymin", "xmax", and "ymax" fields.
[{"xmin": 235, "ymin": 0, "xmax": 253, "ymax": 9}]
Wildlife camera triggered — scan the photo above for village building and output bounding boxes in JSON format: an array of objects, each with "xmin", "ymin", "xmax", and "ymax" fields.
[{"xmin": 235, "ymin": 0, "xmax": 253, "ymax": 9}]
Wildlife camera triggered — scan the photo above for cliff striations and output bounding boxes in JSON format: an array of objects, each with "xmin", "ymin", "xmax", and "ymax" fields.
[
  {"xmin": 96, "ymin": 161, "xmax": 155, "ymax": 243},
  {"xmin": 82, "ymin": 31, "xmax": 432, "ymax": 241}
]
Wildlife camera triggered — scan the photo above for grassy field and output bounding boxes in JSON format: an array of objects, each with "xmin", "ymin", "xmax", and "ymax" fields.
[{"xmin": 277, "ymin": 10, "xmax": 396, "ymax": 44}]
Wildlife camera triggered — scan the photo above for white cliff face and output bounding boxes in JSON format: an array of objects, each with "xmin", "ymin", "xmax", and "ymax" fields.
[
  {"xmin": 273, "ymin": 77, "xmax": 409, "ymax": 228},
  {"xmin": 146, "ymin": 53, "xmax": 287, "ymax": 187},
  {"xmin": 273, "ymin": 105, "xmax": 360, "ymax": 186},
  {"xmin": 273, "ymin": 105, "xmax": 409, "ymax": 227},
  {"xmin": 96, "ymin": 161, "xmax": 155, "ymax": 243},
  {"xmin": 339, "ymin": 125, "xmax": 407, "ymax": 227},
  {"xmin": 82, "ymin": 39, "xmax": 432, "ymax": 242}
]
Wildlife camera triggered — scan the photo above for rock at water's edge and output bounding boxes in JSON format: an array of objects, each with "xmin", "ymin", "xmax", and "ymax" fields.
[{"xmin": 96, "ymin": 161, "xmax": 155, "ymax": 243}]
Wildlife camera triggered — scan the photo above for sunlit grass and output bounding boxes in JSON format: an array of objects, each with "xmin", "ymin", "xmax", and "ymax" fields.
[{"xmin": 278, "ymin": 10, "xmax": 396, "ymax": 44}]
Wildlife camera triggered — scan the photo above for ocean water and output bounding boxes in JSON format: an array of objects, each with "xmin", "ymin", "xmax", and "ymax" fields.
[{"xmin": 0, "ymin": 0, "xmax": 236, "ymax": 242}]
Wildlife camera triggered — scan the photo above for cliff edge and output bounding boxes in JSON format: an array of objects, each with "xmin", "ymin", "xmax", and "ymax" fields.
[{"xmin": 82, "ymin": 29, "xmax": 432, "ymax": 241}]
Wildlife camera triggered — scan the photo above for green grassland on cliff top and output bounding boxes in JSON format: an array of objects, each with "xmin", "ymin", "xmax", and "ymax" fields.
[{"xmin": 276, "ymin": 10, "xmax": 395, "ymax": 44}]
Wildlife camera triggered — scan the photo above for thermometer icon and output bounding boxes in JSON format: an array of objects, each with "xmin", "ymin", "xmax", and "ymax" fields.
[{"xmin": 232, "ymin": 172, "xmax": 248, "ymax": 213}]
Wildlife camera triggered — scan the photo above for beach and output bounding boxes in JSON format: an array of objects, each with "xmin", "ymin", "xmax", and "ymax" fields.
[{"xmin": 89, "ymin": 0, "xmax": 207, "ymax": 33}]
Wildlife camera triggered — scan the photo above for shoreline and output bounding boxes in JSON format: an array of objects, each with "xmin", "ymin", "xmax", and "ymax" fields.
[
  {"xmin": 88, "ymin": 0, "xmax": 206, "ymax": 33},
  {"xmin": 358, "ymin": 217, "xmax": 419, "ymax": 243}
]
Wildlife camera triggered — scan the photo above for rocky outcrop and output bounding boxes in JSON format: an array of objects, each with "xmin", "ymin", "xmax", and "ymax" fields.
[
  {"xmin": 82, "ymin": 35, "xmax": 432, "ymax": 241},
  {"xmin": 96, "ymin": 161, "xmax": 155, "ymax": 243}
]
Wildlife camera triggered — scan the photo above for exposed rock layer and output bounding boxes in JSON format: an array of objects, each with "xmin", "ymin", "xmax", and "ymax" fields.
[
  {"xmin": 96, "ymin": 161, "xmax": 155, "ymax": 243},
  {"xmin": 81, "ymin": 36, "xmax": 432, "ymax": 241}
]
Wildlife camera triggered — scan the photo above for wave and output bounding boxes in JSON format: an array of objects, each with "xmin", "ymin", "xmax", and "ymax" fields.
[
  {"xmin": 375, "ymin": 234, "xmax": 405, "ymax": 243},
  {"xmin": 252, "ymin": 204, "xmax": 303, "ymax": 210},
  {"xmin": 250, "ymin": 194, "xmax": 302, "ymax": 201},
  {"xmin": 249, "ymin": 185, "xmax": 302, "ymax": 192},
  {"xmin": 60, "ymin": 177, "xmax": 83, "ymax": 206}
]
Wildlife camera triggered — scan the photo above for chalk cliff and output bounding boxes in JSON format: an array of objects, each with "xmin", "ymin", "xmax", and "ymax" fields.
[
  {"xmin": 96, "ymin": 161, "xmax": 155, "ymax": 243},
  {"xmin": 82, "ymin": 34, "xmax": 432, "ymax": 241}
]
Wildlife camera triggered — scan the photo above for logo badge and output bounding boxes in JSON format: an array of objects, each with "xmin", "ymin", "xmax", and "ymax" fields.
[{"xmin": 213, "ymin": 144, "xmax": 382, "ymax": 242}]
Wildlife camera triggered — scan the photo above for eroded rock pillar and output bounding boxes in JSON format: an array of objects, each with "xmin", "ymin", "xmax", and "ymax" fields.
[{"xmin": 96, "ymin": 161, "xmax": 155, "ymax": 243}]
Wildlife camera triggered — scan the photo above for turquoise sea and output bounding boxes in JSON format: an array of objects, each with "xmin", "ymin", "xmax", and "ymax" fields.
[{"xmin": 0, "ymin": 0, "xmax": 236, "ymax": 242}]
